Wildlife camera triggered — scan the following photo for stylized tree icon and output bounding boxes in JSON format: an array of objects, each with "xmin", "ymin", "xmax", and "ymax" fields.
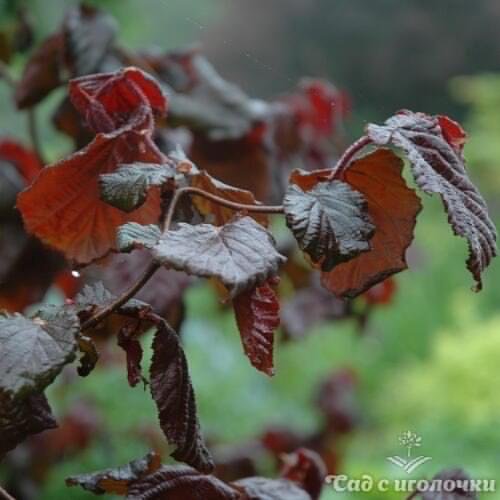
[{"xmin": 398, "ymin": 431, "xmax": 422, "ymax": 458}]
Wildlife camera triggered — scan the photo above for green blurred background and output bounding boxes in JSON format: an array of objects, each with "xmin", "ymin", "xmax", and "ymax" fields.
[{"xmin": 1, "ymin": 1, "xmax": 500, "ymax": 498}]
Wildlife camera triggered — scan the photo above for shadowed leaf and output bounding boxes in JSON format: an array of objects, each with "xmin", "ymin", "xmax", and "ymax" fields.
[
  {"xmin": 63, "ymin": 4, "xmax": 118, "ymax": 77},
  {"xmin": 15, "ymin": 33, "xmax": 63, "ymax": 108},
  {"xmin": 0, "ymin": 391, "xmax": 57, "ymax": 460}
]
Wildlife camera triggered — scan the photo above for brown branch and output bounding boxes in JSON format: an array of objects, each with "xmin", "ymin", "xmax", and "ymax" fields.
[
  {"xmin": 81, "ymin": 260, "xmax": 159, "ymax": 331},
  {"xmin": 168, "ymin": 186, "xmax": 284, "ymax": 227},
  {"xmin": 0, "ymin": 485, "xmax": 16, "ymax": 500},
  {"xmin": 330, "ymin": 135, "xmax": 372, "ymax": 179}
]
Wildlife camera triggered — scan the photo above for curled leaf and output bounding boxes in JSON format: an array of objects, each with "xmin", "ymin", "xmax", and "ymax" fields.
[
  {"xmin": 153, "ymin": 216, "xmax": 285, "ymax": 297},
  {"xmin": 150, "ymin": 319, "xmax": 213, "ymax": 473},
  {"xmin": 233, "ymin": 280, "xmax": 280, "ymax": 376},
  {"xmin": 70, "ymin": 67, "xmax": 168, "ymax": 133},
  {"xmin": 284, "ymin": 179, "xmax": 375, "ymax": 272},
  {"xmin": 367, "ymin": 111, "xmax": 497, "ymax": 291},
  {"xmin": 322, "ymin": 149, "xmax": 422, "ymax": 297},
  {"xmin": 66, "ymin": 451, "xmax": 161, "ymax": 495}
]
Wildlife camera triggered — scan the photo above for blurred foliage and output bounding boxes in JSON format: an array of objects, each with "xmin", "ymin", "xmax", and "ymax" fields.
[{"xmin": 1, "ymin": 2, "xmax": 500, "ymax": 499}]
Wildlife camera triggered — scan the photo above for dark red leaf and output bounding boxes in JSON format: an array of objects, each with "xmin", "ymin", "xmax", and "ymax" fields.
[
  {"xmin": 281, "ymin": 279, "xmax": 349, "ymax": 340},
  {"xmin": 15, "ymin": 33, "xmax": 64, "ymax": 109},
  {"xmin": 322, "ymin": 149, "xmax": 422, "ymax": 298},
  {"xmin": 17, "ymin": 105, "xmax": 165, "ymax": 264},
  {"xmin": 150, "ymin": 320, "xmax": 213, "ymax": 473},
  {"xmin": 190, "ymin": 129, "xmax": 271, "ymax": 203},
  {"xmin": 0, "ymin": 139, "xmax": 42, "ymax": 183},
  {"xmin": 362, "ymin": 278, "xmax": 396, "ymax": 306},
  {"xmin": 367, "ymin": 111, "xmax": 497, "ymax": 291},
  {"xmin": 190, "ymin": 170, "xmax": 268, "ymax": 226},
  {"xmin": 314, "ymin": 369, "xmax": 359, "ymax": 435},
  {"xmin": 69, "ymin": 67, "xmax": 167, "ymax": 133},
  {"xmin": 280, "ymin": 449, "xmax": 327, "ymax": 500},
  {"xmin": 233, "ymin": 280, "xmax": 280, "ymax": 376}
]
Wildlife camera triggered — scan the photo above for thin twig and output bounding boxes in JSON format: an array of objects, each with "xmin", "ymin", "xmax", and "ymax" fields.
[
  {"xmin": 165, "ymin": 186, "xmax": 284, "ymax": 230},
  {"xmin": 81, "ymin": 260, "xmax": 159, "ymax": 331},
  {"xmin": 330, "ymin": 135, "xmax": 372, "ymax": 179},
  {"xmin": 82, "ymin": 186, "xmax": 283, "ymax": 331},
  {"xmin": 27, "ymin": 109, "xmax": 46, "ymax": 165},
  {"xmin": 0, "ymin": 485, "xmax": 16, "ymax": 500}
]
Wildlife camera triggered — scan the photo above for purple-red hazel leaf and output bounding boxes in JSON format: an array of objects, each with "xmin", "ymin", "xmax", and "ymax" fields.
[
  {"xmin": 367, "ymin": 111, "xmax": 497, "ymax": 291},
  {"xmin": 322, "ymin": 149, "xmax": 422, "ymax": 298},
  {"xmin": 149, "ymin": 319, "xmax": 214, "ymax": 473},
  {"xmin": 284, "ymin": 179, "xmax": 375, "ymax": 272},
  {"xmin": 152, "ymin": 216, "xmax": 286, "ymax": 297},
  {"xmin": 0, "ymin": 307, "xmax": 79, "ymax": 398},
  {"xmin": 233, "ymin": 280, "xmax": 280, "ymax": 376}
]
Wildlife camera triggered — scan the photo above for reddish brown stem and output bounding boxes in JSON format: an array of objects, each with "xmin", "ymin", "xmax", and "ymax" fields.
[
  {"xmin": 330, "ymin": 135, "xmax": 372, "ymax": 179},
  {"xmin": 83, "ymin": 187, "xmax": 283, "ymax": 331}
]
